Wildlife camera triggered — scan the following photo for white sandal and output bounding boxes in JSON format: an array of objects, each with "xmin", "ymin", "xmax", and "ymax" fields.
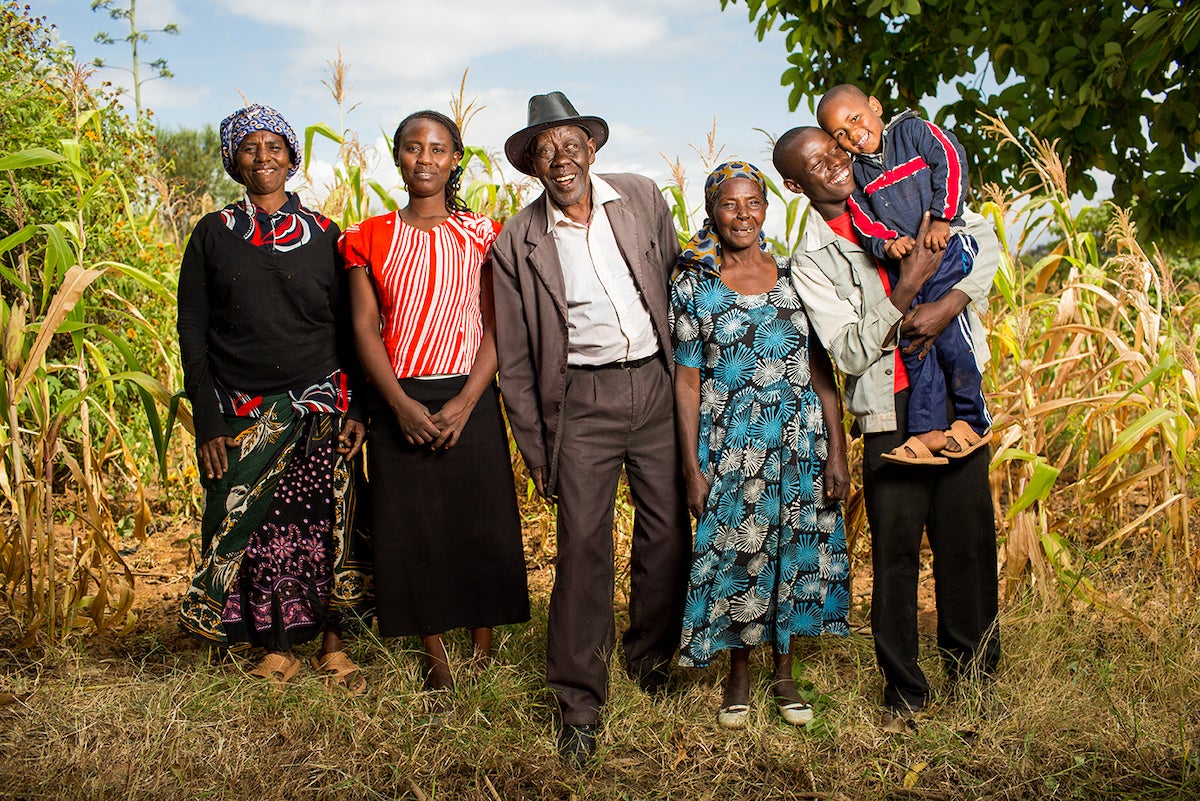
[{"xmin": 718, "ymin": 703, "xmax": 750, "ymax": 729}]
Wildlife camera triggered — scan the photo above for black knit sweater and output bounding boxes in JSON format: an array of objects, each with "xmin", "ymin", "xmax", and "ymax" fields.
[{"xmin": 176, "ymin": 211, "xmax": 360, "ymax": 444}]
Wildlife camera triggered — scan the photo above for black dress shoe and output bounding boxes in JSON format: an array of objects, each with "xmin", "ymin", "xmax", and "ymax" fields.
[
  {"xmin": 558, "ymin": 723, "xmax": 597, "ymax": 768},
  {"xmin": 637, "ymin": 667, "xmax": 670, "ymax": 695}
]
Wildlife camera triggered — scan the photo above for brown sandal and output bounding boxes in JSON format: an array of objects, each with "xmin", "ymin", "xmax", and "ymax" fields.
[
  {"xmin": 249, "ymin": 652, "xmax": 300, "ymax": 685},
  {"xmin": 310, "ymin": 650, "xmax": 366, "ymax": 694},
  {"xmin": 881, "ymin": 435, "xmax": 949, "ymax": 465},
  {"xmin": 942, "ymin": 420, "xmax": 991, "ymax": 459}
]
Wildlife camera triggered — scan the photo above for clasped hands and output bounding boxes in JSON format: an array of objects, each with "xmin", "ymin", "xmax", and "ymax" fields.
[
  {"xmin": 883, "ymin": 217, "xmax": 951, "ymax": 260},
  {"xmin": 393, "ymin": 393, "xmax": 472, "ymax": 450}
]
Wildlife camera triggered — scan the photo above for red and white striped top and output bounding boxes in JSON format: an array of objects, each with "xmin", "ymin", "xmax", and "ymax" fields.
[{"xmin": 339, "ymin": 211, "xmax": 501, "ymax": 379}]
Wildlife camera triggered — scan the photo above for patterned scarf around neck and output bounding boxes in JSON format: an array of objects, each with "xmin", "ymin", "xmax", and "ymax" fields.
[{"xmin": 675, "ymin": 161, "xmax": 769, "ymax": 279}]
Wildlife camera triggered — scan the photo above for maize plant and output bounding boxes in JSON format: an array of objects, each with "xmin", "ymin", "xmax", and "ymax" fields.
[{"xmin": 981, "ymin": 115, "xmax": 1198, "ymax": 604}]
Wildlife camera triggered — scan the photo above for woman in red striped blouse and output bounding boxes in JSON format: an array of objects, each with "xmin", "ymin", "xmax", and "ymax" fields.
[{"xmin": 340, "ymin": 111, "xmax": 529, "ymax": 694}]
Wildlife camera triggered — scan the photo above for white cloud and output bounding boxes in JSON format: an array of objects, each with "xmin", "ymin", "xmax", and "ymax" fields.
[
  {"xmin": 86, "ymin": 0, "xmax": 187, "ymax": 32},
  {"xmin": 139, "ymin": 78, "xmax": 210, "ymax": 114},
  {"xmin": 215, "ymin": 0, "xmax": 670, "ymax": 87}
]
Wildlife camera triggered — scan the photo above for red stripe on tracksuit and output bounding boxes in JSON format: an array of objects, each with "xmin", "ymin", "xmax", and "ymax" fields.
[
  {"xmin": 864, "ymin": 156, "xmax": 928, "ymax": 195},
  {"xmin": 925, "ymin": 120, "xmax": 964, "ymax": 221},
  {"xmin": 848, "ymin": 195, "xmax": 898, "ymax": 242}
]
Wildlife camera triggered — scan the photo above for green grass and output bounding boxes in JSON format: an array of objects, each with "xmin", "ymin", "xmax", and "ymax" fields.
[{"xmin": 3, "ymin": 559, "xmax": 1198, "ymax": 800}]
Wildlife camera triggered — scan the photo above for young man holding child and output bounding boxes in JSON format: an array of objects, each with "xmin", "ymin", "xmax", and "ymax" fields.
[
  {"xmin": 774, "ymin": 124, "xmax": 1000, "ymax": 729},
  {"xmin": 816, "ymin": 84, "xmax": 992, "ymax": 466}
]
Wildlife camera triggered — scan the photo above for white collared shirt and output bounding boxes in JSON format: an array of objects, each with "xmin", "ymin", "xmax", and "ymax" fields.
[{"xmin": 547, "ymin": 174, "xmax": 658, "ymax": 366}]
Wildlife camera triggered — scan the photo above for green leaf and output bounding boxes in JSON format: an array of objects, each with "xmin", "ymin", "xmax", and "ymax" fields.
[
  {"xmin": 0, "ymin": 226, "xmax": 37, "ymax": 294},
  {"xmin": 39, "ymin": 224, "xmax": 76, "ymax": 306},
  {"xmin": 462, "ymin": 145, "xmax": 492, "ymax": 174},
  {"xmin": 75, "ymin": 109, "xmax": 101, "ymax": 132},
  {"xmin": 1006, "ymin": 458, "xmax": 1061, "ymax": 517},
  {"xmin": 0, "ymin": 225, "xmax": 37, "ymax": 257},
  {"xmin": 57, "ymin": 138, "xmax": 89, "ymax": 183},
  {"xmin": 0, "ymin": 147, "xmax": 65, "ymax": 170},
  {"xmin": 303, "ymin": 122, "xmax": 342, "ymax": 172},
  {"xmin": 159, "ymin": 389, "xmax": 190, "ymax": 477},
  {"xmin": 90, "ymin": 325, "xmax": 168, "ymax": 471},
  {"xmin": 95, "ymin": 261, "xmax": 173, "ymax": 302},
  {"xmin": 368, "ymin": 181, "xmax": 400, "ymax": 211},
  {"xmin": 1091, "ymin": 407, "xmax": 1182, "ymax": 471}
]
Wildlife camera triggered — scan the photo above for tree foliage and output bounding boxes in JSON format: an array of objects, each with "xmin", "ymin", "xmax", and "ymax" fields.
[
  {"xmin": 155, "ymin": 124, "xmax": 241, "ymax": 242},
  {"xmin": 723, "ymin": 0, "xmax": 1200, "ymax": 253}
]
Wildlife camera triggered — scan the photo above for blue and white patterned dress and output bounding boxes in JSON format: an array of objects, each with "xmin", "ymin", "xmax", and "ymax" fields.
[{"xmin": 672, "ymin": 256, "xmax": 850, "ymax": 668}]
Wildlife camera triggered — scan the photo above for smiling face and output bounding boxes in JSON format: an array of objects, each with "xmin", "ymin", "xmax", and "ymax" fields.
[
  {"xmin": 817, "ymin": 92, "xmax": 885, "ymax": 157},
  {"xmin": 233, "ymin": 130, "xmax": 293, "ymax": 199},
  {"xmin": 710, "ymin": 177, "xmax": 767, "ymax": 253},
  {"xmin": 529, "ymin": 125, "xmax": 596, "ymax": 220},
  {"xmin": 395, "ymin": 117, "xmax": 462, "ymax": 201},
  {"xmin": 777, "ymin": 129, "xmax": 855, "ymax": 220}
]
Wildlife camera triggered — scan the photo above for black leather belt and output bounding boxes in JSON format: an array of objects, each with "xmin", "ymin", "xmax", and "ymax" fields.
[{"xmin": 571, "ymin": 352, "xmax": 660, "ymax": 371}]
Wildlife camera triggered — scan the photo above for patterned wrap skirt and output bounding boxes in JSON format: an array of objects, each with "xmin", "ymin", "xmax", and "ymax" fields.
[{"xmin": 180, "ymin": 395, "xmax": 373, "ymax": 650}]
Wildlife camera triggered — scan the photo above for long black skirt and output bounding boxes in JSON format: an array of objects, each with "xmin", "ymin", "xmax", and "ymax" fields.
[{"xmin": 368, "ymin": 377, "xmax": 529, "ymax": 637}]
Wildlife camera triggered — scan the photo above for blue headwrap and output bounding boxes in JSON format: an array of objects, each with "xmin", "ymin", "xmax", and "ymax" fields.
[
  {"xmin": 676, "ymin": 161, "xmax": 769, "ymax": 278},
  {"xmin": 219, "ymin": 104, "xmax": 302, "ymax": 184}
]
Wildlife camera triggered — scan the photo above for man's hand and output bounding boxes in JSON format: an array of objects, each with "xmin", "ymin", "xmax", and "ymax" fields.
[
  {"xmin": 197, "ymin": 435, "xmax": 237, "ymax": 480},
  {"xmin": 884, "ymin": 236, "xmax": 915, "ymax": 260},
  {"xmin": 684, "ymin": 471, "xmax": 711, "ymax": 520},
  {"xmin": 924, "ymin": 218, "xmax": 951, "ymax": 252},
  {"xmin": 530, "ymin": 465, "xmax": 554, "ymax": 503},
  {"xmin": 901, "ymin": 288, "xmax": 972, "ymax": 360}
]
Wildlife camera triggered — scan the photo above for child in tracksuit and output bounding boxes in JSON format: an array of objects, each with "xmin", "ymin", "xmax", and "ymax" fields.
[{"xmin": 817, "ymin": 83, "xmax": 991, "ymax": 465}]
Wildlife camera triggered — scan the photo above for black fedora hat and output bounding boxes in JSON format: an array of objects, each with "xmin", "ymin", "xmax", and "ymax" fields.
[{"xmin": 504, "ymin": 91, "xmax": 609, "ymax": 176}]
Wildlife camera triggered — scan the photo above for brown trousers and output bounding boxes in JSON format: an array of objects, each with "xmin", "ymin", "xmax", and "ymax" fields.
[{"xmin": 548, "ymin": 357, "xmax": 689, "ymax": 726}]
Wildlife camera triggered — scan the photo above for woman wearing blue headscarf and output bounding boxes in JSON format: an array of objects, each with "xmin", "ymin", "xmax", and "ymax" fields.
[
  {"xmin": 670, "ymin": 162, "xmax": 850, "ymax": 729},
  {"xmin": 177, "ymin": 105, "xmax": 372, "ymax": 690}
]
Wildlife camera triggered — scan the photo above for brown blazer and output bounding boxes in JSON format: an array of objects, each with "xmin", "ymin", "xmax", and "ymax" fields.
[{"xmin": 491, "ymin": 172, "xmax": 682, "ymax": 492}]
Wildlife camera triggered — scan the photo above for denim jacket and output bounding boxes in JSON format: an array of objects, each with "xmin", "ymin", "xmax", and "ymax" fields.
[{"xmin": 791, "ymin": 208, "xmax": 999, "ymax": 434}]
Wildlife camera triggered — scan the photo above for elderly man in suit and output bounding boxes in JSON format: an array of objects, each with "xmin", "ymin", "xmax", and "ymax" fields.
[{"xmin": 491, "ymin": 92, "xmax": 689, "ymax": 767}]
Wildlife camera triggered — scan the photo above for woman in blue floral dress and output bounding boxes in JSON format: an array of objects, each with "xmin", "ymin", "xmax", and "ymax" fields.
[{"xmin": 671, "ymin": 162, "xmax": 850, "ymax": 729}]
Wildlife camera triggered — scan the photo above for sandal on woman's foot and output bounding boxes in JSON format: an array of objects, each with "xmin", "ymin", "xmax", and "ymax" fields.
[
  {"xmin": 424, "ymin": 688, "xmax": 452, "ymax": 727},
  {"xmin": 777, "ymin": 699, "xmax": 814, "ymax": 726},
  {"xmin": 717, "ymin": 703, "xmax": 750, "ymax": 729},
  {"xmin": 942, "ymin": 420, "xmax": 991, "ymax": 459},
  {"xmin": 310, "ymin": 650, "xmax": 366, "ymax": 695},
  {"xmin": 881, "ymin": 435, "xmax": 948, "ymax": 465},
  {"xmin": 249, "ymin": 652, "xmax": 300, "ymax": 686}
]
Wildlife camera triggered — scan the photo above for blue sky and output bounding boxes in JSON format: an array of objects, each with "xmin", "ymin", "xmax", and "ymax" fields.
[{"xmin": 33, "ymin": 0, "xmax": 825, "ymax": 226}]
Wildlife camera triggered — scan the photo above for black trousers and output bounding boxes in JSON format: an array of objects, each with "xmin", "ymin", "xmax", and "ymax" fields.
[{"xmin": 862, "ymin": 389, "xmax": 1000, "ymax": 712}]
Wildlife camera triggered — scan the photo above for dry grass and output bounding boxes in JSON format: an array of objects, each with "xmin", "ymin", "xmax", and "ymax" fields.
[
  {"xmin": 3, "ymin": 538, "xmax": 1199, "ymax": 800},
  {"xmin": 4, "ymin": 33, "xmax": 1199, "ymax": 797}
]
